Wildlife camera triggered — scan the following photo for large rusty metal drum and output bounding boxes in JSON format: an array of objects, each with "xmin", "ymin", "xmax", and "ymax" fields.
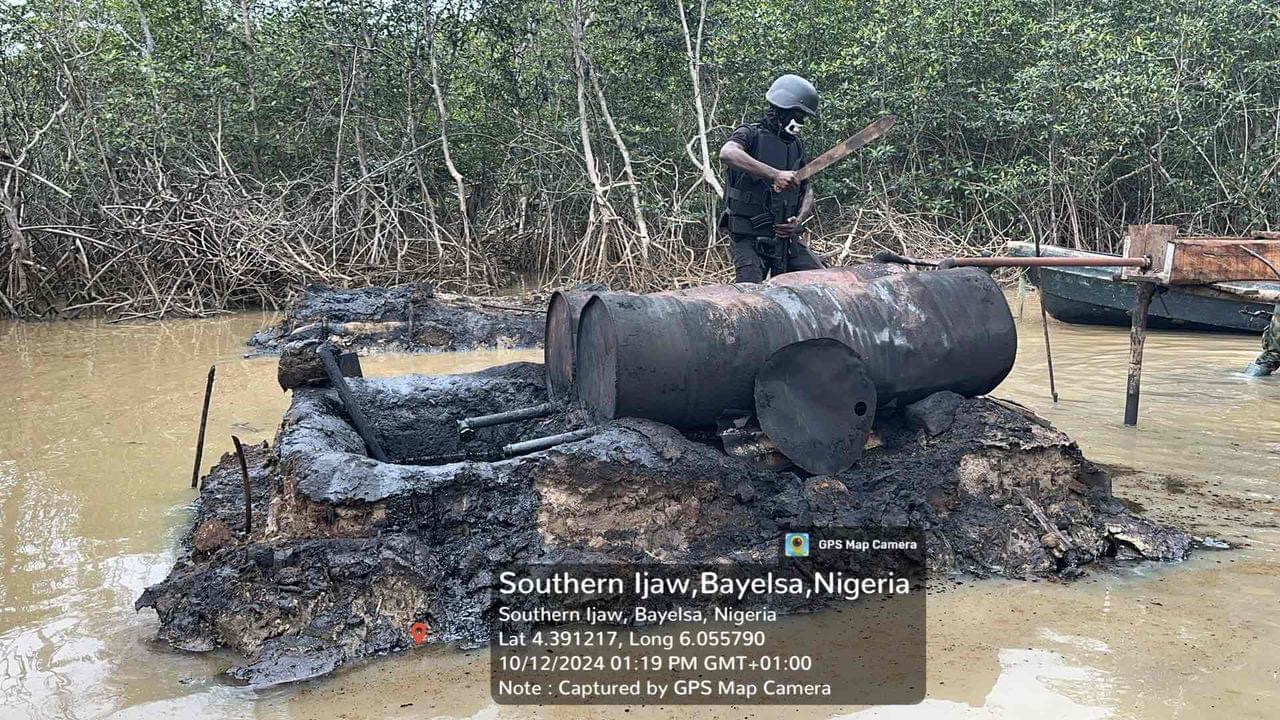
[
  {"xmin": 574, "ymin": 267, "xmax": 1017, "ymax": 428},
  {"xmin": 545, "ymin": 284, "xmax": 750, "ymax": 401},
  {"xmin": 765, "ymin": 262, "xmax": 904, "ymax": 287},
  {"xmin": 545, "ymin": 290, "xmax": 593, "ymax": 401},
  {"xmin": 543, "ymin": 263, "xmax": 906, "ymax": 401}
]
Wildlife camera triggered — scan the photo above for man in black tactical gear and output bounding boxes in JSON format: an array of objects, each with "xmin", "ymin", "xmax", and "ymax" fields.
[{"xmin": 718, "ymin": 73, "xmax": 824, "ymax": 283}]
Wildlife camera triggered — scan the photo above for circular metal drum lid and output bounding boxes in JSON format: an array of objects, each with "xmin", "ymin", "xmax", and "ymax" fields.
[{"xmin": 754, "ymin": 338, "xmax": 877, "ymax": 474}]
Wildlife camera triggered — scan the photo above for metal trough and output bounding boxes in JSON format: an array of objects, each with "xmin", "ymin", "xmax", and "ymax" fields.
[
  {"xmin": 574, "ymin": 267, "xmax": 1017, "ymax": 429},
  {"xmin": 543, "ymin": 263, "xmax": 906, "ymax": 401}
]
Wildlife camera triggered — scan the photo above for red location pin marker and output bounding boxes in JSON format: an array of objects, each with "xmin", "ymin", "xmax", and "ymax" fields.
[{"xmin": 410, "ymin": 622, "xmax": 429, "ymax": 645}]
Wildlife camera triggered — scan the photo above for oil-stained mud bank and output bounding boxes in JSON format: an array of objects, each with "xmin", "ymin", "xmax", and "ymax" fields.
[
  {"xmin": 136, "ymin": 362, "xmax": 1194, "ymax": 687},
  {"xmin": 248, "ymin": 282, "xmax": 545, "ymax": 354}
]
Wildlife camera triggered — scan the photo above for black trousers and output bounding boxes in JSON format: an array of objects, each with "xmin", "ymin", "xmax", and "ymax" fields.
[{"xmin": 729, "ymin": 234, "xmax": 824, "ymax": 283}]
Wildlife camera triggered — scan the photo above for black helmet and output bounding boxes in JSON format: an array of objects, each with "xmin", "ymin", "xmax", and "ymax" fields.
[{"xmin": 765, "ymin": 74, "xmax": 818, "ymax": 117}]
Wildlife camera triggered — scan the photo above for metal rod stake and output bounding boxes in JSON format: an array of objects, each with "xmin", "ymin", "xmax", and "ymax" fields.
[
  {"xmin": 1040, "ymin": 300, "xmax": 1059, "ymax": 403},
  {"xmin": 1032, "ymin": 235, "xmax": 1059, "ymax": 404},
  {"xmin": 191, "ymin": 365, "xmax": 216, "ymax": 489},
  {"xmin": 319, "ymin": 343, "xmax": 388, "ymax": 461},
  {"xmin": 231, "ymin": 435, "xmax": 253, "ymax": 534}
]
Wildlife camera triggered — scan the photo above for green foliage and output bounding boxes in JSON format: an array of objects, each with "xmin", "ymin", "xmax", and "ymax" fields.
[{"xmin": 1, "ymin": 0, "xmax": 1277, "ymax": 315}]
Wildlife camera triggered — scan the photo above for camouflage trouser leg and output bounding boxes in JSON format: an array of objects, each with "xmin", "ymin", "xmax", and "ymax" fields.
[{"xmin": 1255, "ymin": 304, "xmax": 1280, "ymax": 374}]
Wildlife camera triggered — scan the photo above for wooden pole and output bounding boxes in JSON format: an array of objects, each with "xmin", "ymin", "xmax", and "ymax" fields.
[
  {"xmin": 231, "ymin": 435, "xmax": 252, "ymax": 534},
  {"xmin": 1124, "ymin": 282, "xmax": 1156, "ymax": 426},
  {"xmin": 191, "ymin": 365, "xmax": 216, "ymax": 488},
  {"xmin": 318, "ymin": 343, "xmax": 388, "ymax": 461}
]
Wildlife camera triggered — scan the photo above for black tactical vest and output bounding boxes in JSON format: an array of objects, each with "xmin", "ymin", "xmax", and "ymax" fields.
[{"xmin": 723, "ymin": 124, "xmax": 803, "ymax": 236}]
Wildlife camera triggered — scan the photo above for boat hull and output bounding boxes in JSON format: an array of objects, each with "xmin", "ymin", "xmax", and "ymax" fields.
[
  {"xmin": 1005, "ymin": 242, "xmax": 1274, "ymax": 334},
  {"xmin": 1031, "ymin": 266, "xmax": 1272, "ymax": 333}
]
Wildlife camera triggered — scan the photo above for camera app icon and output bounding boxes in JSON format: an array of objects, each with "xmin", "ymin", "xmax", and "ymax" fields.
[{"xmin": 785, "ymin": 532, "xmax": 810, "ymax": 557}]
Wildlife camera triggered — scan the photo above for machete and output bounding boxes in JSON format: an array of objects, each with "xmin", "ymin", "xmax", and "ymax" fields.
[
  {"xmin": 762, "ymin": 114, "xmax": 897, "ymax": 274},
  {"xmin": 794, "ymin": 113, "xmax": 897, "ymax": 183}
]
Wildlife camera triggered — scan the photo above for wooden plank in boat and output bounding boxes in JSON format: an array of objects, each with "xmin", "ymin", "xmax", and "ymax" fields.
[
  {"xmin": 1121, "ymin": 224, "xmax": 1280, "ymax": 285},
  {"xmin": 1162, "ymin": 236, "xmax": 1280, "ymax": 284}
]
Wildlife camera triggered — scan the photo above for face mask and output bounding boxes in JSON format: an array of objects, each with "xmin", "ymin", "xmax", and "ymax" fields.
[{"xmin": 784, "ymin": 117, "xmax": 804, "ymax": 136}]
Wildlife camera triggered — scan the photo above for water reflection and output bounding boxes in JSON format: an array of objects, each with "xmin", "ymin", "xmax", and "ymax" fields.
[
  {"xmin": 0, "ymin": 312, "xmax": 544, "ymax": 718},
  {"xmin": 0, "ymin": 295, "xmax": 1276, "ymax": 719},
  {"xmin": 837, "ymin": 649, "xmax": 1116, "ymax": 719},
  {"xmin": 995, "ymin": 292, "xmax": 1279, "ymax": 486},
  {"xmin": 0, "ymin": 314, "xmax": 282, "ymax": 718}
]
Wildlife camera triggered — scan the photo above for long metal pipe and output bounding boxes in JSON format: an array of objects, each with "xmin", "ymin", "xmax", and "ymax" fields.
[
  {"xmin": 940, "ymin": 255, "xmax": 1150, "ymax": 269},
  {"xmin": 574, "ymin": 267, "xmax": 1017, "ymax": 428},
  {"xmin": 875, "ymin": 249, "xmax": 1151, "ymax": 270},
  {"xmin": 502, "ymin": 428, "xmax": 597, "ymax": 457},
  {"xmin": 543, "ymin": 263, "xmax": 906, "ymax": 401},
  {"xmin": 457, "ymin": 402, "xmax": 557, "ymax": 441}
]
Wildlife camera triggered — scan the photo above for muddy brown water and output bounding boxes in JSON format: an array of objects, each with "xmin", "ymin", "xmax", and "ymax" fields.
[{"xmin": 1, "ymin": 292, "xmax": 1276, "ymax": 719}]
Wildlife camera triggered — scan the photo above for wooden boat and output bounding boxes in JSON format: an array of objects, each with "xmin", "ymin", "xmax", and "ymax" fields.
[{"xmin": 1006, "ymin": 241, "xmax": 1278, "ymax": 333}]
